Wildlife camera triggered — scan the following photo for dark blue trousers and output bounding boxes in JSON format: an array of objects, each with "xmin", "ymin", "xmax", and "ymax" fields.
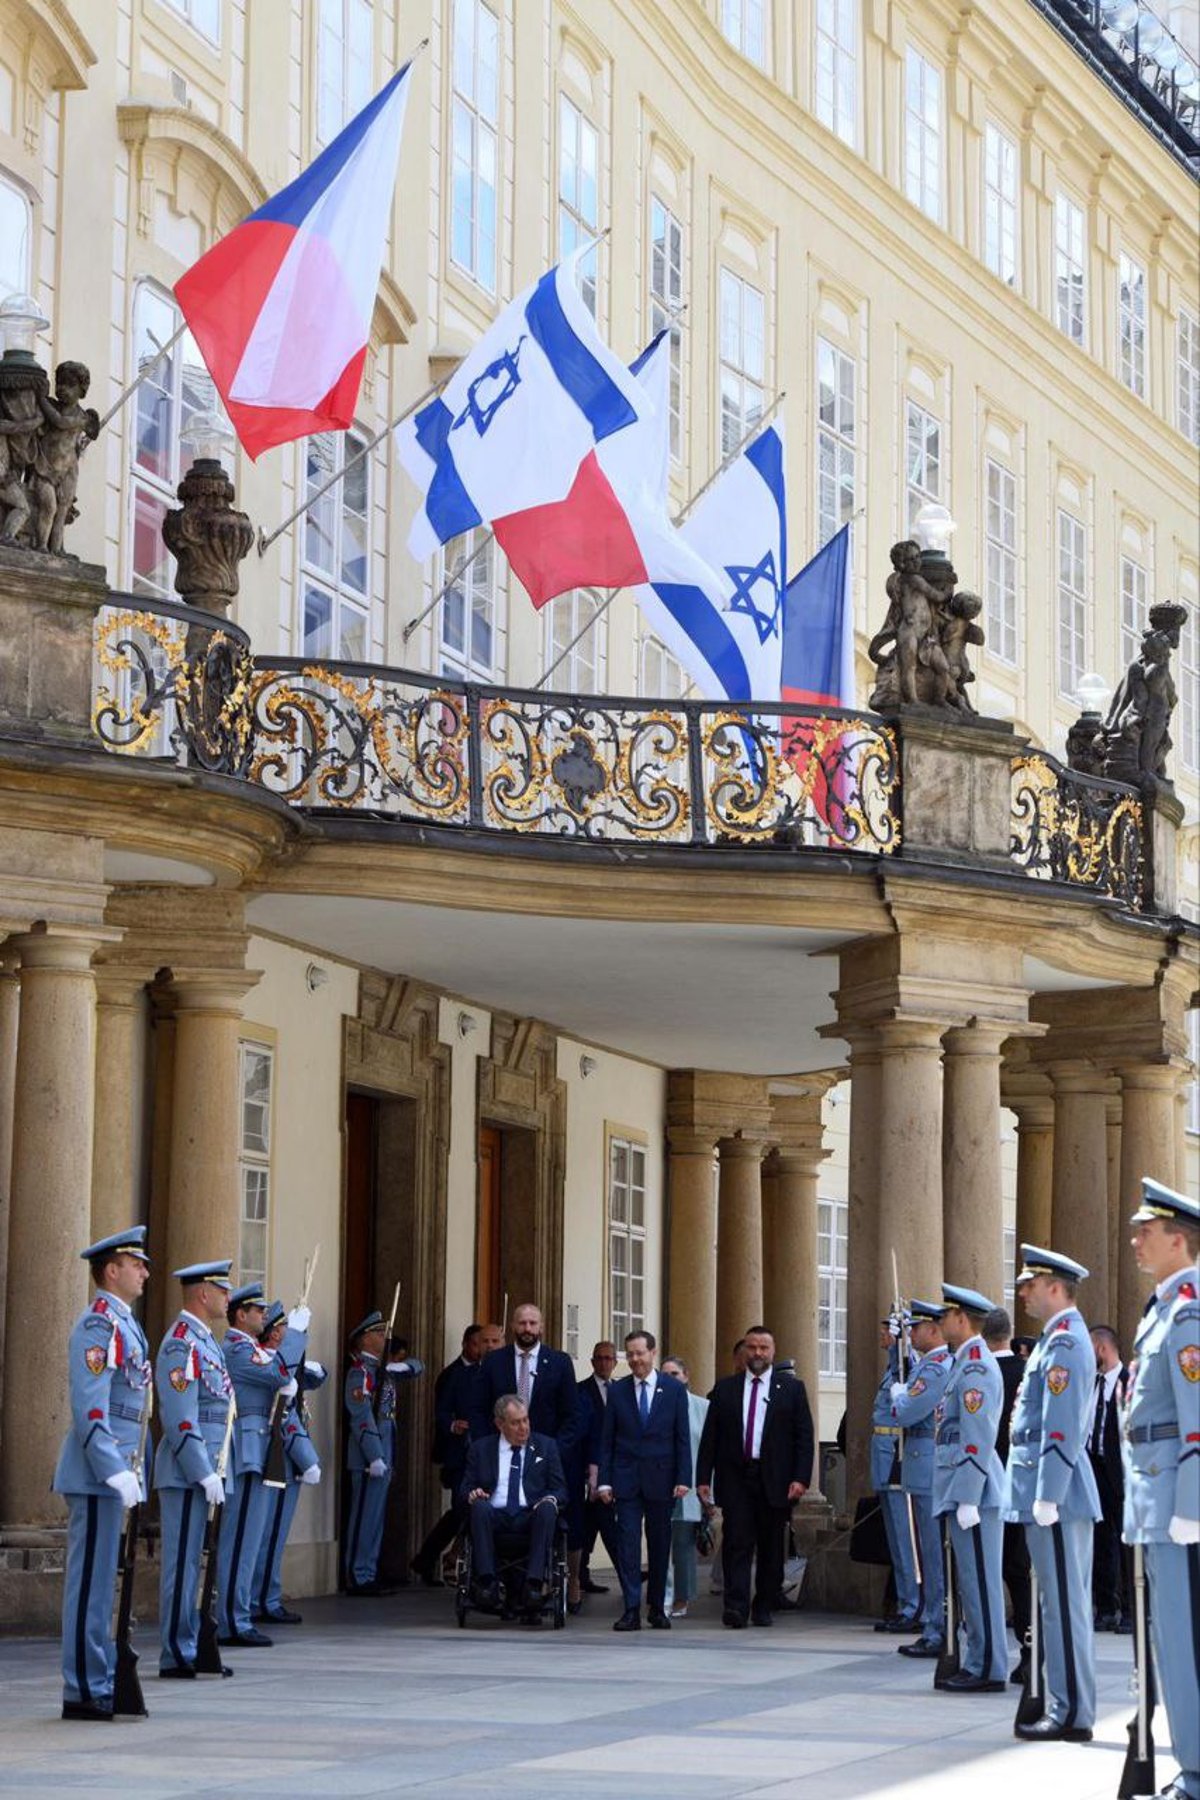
[
  {"xmin": 614, "ymin": 1493, "xmax": 673, "ymax": 1613},
  {"xmin": 61, "ymin": 1492, "xmax": 123, "ymax": 1705}
]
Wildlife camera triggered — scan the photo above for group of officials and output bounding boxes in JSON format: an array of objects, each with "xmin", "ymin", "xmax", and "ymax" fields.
[{"xmin": 53, "ymin": 1177, "xmax": 1198, "ymax": 1800}]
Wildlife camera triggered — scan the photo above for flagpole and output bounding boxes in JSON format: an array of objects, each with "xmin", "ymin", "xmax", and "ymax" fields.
[
  {"xmin": 533, "ymin": 387, "xmax": 786, "ymax": 692},
  {"xmin": 93, "ymin": 322, "xmax": 189, "ymax": 436}
]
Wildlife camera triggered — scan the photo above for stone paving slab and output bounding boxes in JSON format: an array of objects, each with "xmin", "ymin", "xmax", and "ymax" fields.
[{"xmin": 0, "ymin": 1589, "xmax": 1182, "ymax": 1799}]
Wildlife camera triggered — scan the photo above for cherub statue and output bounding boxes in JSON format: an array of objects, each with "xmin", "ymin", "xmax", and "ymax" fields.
[
  {"xmin": 872, "ymin": 539, "xmax": 948, "ymax": 706},
  {"xmin": 0, "ymin": 377, "xmax": 45, "ymax": 545},
  {"xmin": 33, "ymin": 361, "xmax": 98, "ymax": 554},
  {"xmin": 940, "ymin": 589, "xmax": 984, "ymax": 711}
]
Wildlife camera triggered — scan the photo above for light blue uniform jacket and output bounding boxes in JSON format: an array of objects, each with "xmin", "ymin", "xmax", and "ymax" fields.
[
  {"xmin": 224, "ymin": 1325, "xmax": 307, "ymax": 1476},
  {"xmin": 1004, "ymin": 1306, "xmax": 1101, "ymax": 1522},
  {"xmin": 1123, "ymin": 1265, "xmax": 1200, "ymax": 1541},
  {"xmin": 933, "ymin": 1336, "xmax": 1005, "ymax": 1516},
  {"xmin": 891, "ymin": 1345, "xmax": 953, "ymax": 1497},
  {"xmin": 153, "ymin": 1312, "xmax": 232, "ymax": 1489},
  {"xmin": 53, "ymin": 1293, "xmax": 153, "ymax": 1498}
]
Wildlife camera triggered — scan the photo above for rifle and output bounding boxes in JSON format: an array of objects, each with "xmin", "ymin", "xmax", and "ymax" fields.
[
  {"xmin": 372, "ymin": 1280, "xmax": 402, "ymax": 1420},
  {"xmin": 934, "ymin": 1517, "xmax": 961, "ymax": 1685},
  {"xmin": 890, "ymin": 1251, "xmax": 920, "ymax": 1575},
  {"xmin": 112, "ymin": 1385, "xmax": 154, "ymax": 1717},
  {"xmin": 194, "ymin": 1395, "xmax": 237, "ymax": 1676},
  {"xmin": 264, "ymin": 1245, "xmax": 320, "ymax": 1491},
  {"xmin": 1014, "ymin": 1564, "xmax": 1044, "ymax": 1726},
  {"xmin": 1117, "ymin": 1544, "xmax": 1155, "ymax": 1796}
]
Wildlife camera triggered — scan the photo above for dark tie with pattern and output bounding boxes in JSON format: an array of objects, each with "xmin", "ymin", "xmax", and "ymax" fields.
[
  {"xmin": 744, "ymin": 1376, "xmax": 761, "ymax": 1460},
  {"xmin": 639, "ymin": 1380, "xmax": 650, "ymax": 1425},
  {"xmin": 506, "ymin": 1446, "xmax": 522, "ymax": 1514}
]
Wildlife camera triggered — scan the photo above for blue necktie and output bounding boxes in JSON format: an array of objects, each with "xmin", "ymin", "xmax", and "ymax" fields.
[
  {"xmin": 506, "ymin": 1446, "xmax": 522, "ymax": 1513},
  {"xmin": 639, "ymin": 1381, "xmax": 650, "ymax": 1426}
]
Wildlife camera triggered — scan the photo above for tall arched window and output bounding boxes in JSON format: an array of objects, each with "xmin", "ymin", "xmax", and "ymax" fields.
[{"xmin": 0, "ymin": 174, "xmax": 32, "ymax": 300}]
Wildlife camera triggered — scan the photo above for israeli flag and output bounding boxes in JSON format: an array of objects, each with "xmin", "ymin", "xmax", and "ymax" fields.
[
  {"xmin": 396, "ymin": 255, "xmax": 649, "ymax": 560},
  {"xmin": 634, "ymin": 421, "xmax": 787, "ymax": 702}
]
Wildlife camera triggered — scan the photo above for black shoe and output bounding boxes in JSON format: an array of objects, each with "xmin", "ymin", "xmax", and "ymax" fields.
[
  {"xmin": 1094, "ymin": 1611, "xmax": 1120, "ymax": 1632},
  {"xmin": 613, "ymin": 1608, "xmax": 641, "ymax": 1632},
  {"xmin": 722, "ymin": 1608, "xmax": 748, "ymax": 1629},
  {"xmin": 882, "ymin": 1616, "xmax": 924, "ymax": 1634},
  {"xmin": 1113, "ymin": 1617, "xmax": 1133, "ymax": 1635},
  {"xmin": 217, "ymin": 1629, "xmax": 273, "ymax": 1647},
  {"xmin": 581, "ymin": 1578, "xmax": 609, "ymax": 1594},
  {"xmin": 523, "ymin": 1579, "xmax": 546, "ymax": 1611},
  {"xmin": 772, "ymin": 1593, "xmax": 800, "ymax": 1612},
  {"xmin": 61, "ymin": 1700, "xmax": 114, "ymax": 1722},
  {"xmin": 647, "ymin": 1609, "xmax": 671, "ymax": 1629},
  {"xmin": 469, "ymin": 1578, "xmax": 500, "ymax": 1612},
  {"xmin": 751, "ymin": 1605, "xmax": 774, "ymax": 1627},
  {"xmin": 410, "ymin": 1557, "xmax": 443, "ymax": 1588},
  {"xmin": 1010, "ymin": 1658, "xmax": 1030, "ymax": 1687},
  {"xmin": 567, "ymin": 1599, "xmax": 583, "ymax": 1615},
  {"xmin": 345, "ymin": 1580, "xmax": 380, "ymax": 1597},
  {"xmin": 938, "ymin": 1672, "xmax": 1006, "ymax": 1693},
  {"xmin": 157, "ymin": 1665, "xmax": 196, "ymax": 1681},
  {"xmin": 261, "ymin": 1608, "xmax": 302, "ymax": 1625},
  {"xmin": 1014, "ymin": 1717, "xmax": 1092, "ymax": 1742},
  {"xmin": 898, "ymin": 1638, "xmax": 944, "ymax": 1659}
]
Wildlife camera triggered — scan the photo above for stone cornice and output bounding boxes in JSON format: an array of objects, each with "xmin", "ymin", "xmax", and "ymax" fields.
[
  {"xmin": 116, "ymin": 102, "xmax": 269, "ymax": 221},
  {"xmin": 8, "ymin": 0, "xmax": 95, "ymax": 90}
]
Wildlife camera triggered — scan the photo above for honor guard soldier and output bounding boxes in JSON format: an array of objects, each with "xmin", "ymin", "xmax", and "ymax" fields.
[
  {"xmin": 891, "ymin": 1299, "xmax": 954, "ymax": 1661},
  {"xmin": 251, "ymin": 1299, "xmax": 327, "ymax": 1626},
  {"xmin": 934, "ymin": 1284, "xmax": 1008, "ymax": 1692},
  {"xmin": 1006, "ymin": 1243, "xmax": 1101, "ymax": 1743},
  {"xmin": 1124, "ymin": 1179, "xmax": 1200, "ymax": 1800},
  {"xmin": 871, "ymin": 1312, "xmax": 922, "ymax": 1632},
  {"xmin": 217, "ymin": 1281, "xmax": 309, "ymax": 1646},
  {"xmin": 155, "ymin": 1260, "xmax": 235, "ymax": 1678},
  {"xmin": 53, "ymin": 1227, "xmax": 152, "ymax": 1721},
  {"xmin": 343, "ymin": 1311, "xmax": 424, "ymax": 1593}
]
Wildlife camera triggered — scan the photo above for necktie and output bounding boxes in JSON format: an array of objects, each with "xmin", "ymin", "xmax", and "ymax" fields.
[
  {"xmin": 506, "ymin": 1446, "xmax": 522, "ymax": 1514},
  {"xmin": 1091, "ymin": 1373, "xmax": 1105, "ymax": 1455},
  {"xmin": 639, "ymin": 1380, "xmax": 650, "ymax": 1425},
  {"xmin": 744, "ymin": 1376, "xmax": 761, "ymax": 1460},
  {"xmin": 518, "ymin": 1352, "xmax": 531, "ymax": 1404}
]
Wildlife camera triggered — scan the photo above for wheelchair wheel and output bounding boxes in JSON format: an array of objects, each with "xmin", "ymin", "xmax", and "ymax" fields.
[{"xmin": 455, "ymin": 1586, "xmax": 469, "ymax": 1627}]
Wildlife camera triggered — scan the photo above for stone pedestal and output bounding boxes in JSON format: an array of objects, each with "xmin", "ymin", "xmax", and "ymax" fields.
[
  {"xmin": 666, "ymin": 1131, "xmax": 718, "ymax": 1395},
  {"xmin": 1049, "ymin": 1061, "xmax": 1110, "ymax": 1299},
  {"xmin": 165, "ymin": 972, "xmax": 260, "ymax": 1277},
  {"xmin": 0, "ymin": 547, "xmax": 108, "ymax": 746},
  {"xmin": 714, "ymin": 1135, "xmax": 765, "ymax": 1366},
  {"xmin": 90, "ymin": 966, "xmax": 151, "ymax": 1243},
  {"xmin": 889, "ymin": 711, "xmax": 1024, "ymax": 871},
  {"xmin": 942, "ymin": 1021, "xmax": 1007, "ymax": 1300},
  {"xmin": 1115, "ymin": 1064, "xmax": 1183, "ymax": 1349}
]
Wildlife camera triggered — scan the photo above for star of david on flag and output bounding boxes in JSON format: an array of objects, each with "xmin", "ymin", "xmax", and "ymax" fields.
[{"xmin": 395, "ymin": 254, "xmax": 650, "ymax": 560}]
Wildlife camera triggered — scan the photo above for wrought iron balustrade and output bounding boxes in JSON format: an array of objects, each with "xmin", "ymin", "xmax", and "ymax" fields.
[
  {"xmin": 1010, "ymin": 752, "xmax": 1145, "ymax": 911},
  {"xmin": 92, "ymin": 596, "xmax": 254, "ymax": 777}
]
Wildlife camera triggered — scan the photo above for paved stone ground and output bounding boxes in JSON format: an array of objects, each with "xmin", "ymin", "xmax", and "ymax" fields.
[{"xmin": 0, "ymin": 1589, "xmax": 1179, "ymax": 1798}]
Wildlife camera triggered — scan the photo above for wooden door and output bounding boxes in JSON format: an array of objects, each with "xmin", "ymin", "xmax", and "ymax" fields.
[{"xmin": 476, "ymin": 1124, "xmax": 502, "ymax": 1322}]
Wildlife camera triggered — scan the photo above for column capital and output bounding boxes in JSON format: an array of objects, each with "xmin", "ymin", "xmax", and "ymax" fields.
[
  {"xmin": 666, "ymin": 1127, "xmax": 718, "ymax": 1159},
  {"xmin": 716, "ymin": 1132, "xmax": 768, "ymax": 1162},
  {"xmin": 875, "ymin": 1016, "xmax": 953, "ymax": 1054},
  {"xmin": 942, "ymin": 1018, "xmax": 1015, "ymax": 1058},
  {"xmin": 1047, "ymin": 1058, "xmax": 1108, "ymax": 1095},
  {"xmin": 93, "ymin": 964, "xmax": 155, "ymax": 1009},
  {"xmin": 768, "ymin": 1139, "xmax": 831, "ymax": 1175},
  {"xmin": 167, "ymin": 969, "xmax": 262, "ymax": 1016},
  {"xmin": 1114, "ymin": 1060, "xmax": 1188, "ymax": 1093},
  {"xmin": 8, "ymin": 922, "xmax": 122, "ymax": 973}
]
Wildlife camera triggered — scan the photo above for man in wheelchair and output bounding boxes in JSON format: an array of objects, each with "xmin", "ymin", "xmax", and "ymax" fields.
[{"xmin": 460, "ymin": 1394, "xmax": 568, "ymax": 1617}]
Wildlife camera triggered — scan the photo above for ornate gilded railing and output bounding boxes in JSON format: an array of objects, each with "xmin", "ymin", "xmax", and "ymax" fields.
[
  {"xmin": 92, "ymin": 596, "xmax": 254, "ymax": 777},
  {"xmin": 1010, "ymin": 753, "xmax": 1145, "ymax": 911}
]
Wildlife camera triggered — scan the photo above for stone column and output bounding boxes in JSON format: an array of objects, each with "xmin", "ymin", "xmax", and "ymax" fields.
[
  {"xmin": 942, "ymin": 1021, "xmax": 1008, "ymax": 1301},
  {"xmin": 1115, "ymin": 1064, "xmax": 1182, "ymax": 1350},
  {"xmin": 666, "ymin": 1130, "xmax": 718, "ymax": 1395},
  {"xmin": 1105, "ymin": 1093, "xmax": 1122, "ymax": 1327},
  {"xmin": 1, "ymin": 927, "xmax": 113, "ymax": 1525},
  {"xmin": 1049, "ymin": 1061, "xmax": 1110, "ymax": 1303},
  {"xmin": 0, "ymin": 952, "xmax": 20, "ymax": 1419},
  {"xmin": 165, "ymin": 973, "xmax": 260, "ymax": 1279},
  {"xmin": 1008, "ymin": 1089, "xmax": 1054, "ymax": 1334},
  {"xmin": 714, "ymin": 1134, "xmax": 765, "ymax": 1367},
  {"xmin": 875, "ymin": 1020, "xmax": 946, "ymax": 1311},
  {"xmin": 763, "ymin": 1092, "xmax": 831, "ymax": 1406},
  {"xmin": 843, "ymin": 1032, "xmax": 883, "ymax": 1506},
  {"xmin": 90, "ymin": 967, "xmax": 151, "ymax": 1243},
  {"xmin": 144, "ymin": 983, "xmax": 177, "ymax": 1351}
]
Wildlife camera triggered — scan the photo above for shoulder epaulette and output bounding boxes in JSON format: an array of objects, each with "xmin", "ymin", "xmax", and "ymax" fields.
[
  {"xmin": 1052, "ymin": 1319, "xmax": 1070, "ymax": 1332},
  {"xmin": 1179, "ymin": 1282, "xmax": 1197, "ymax": 1300},
  {"xmin": 172, "ymin": 1320, "xmax": 189, "ymax": 1340},
  {"xmin": 968, "ymin": 1345, "xmax": 981, "ymax": 1360},
  {"xmin": 91, "ymin": 1297, "xmax": 110, "ymax": 1315}
]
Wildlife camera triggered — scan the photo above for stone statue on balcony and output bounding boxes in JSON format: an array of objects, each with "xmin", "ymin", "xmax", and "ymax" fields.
[
  {"xmin": 161, "ymin": 455, "xmax": 255, "ymax": 617},
  {"xmin": 1100, "ymin": 602, "xmax": 1187, "ymax": 786},
  {"xmin": 0, "ymin": 358, "xmax": 97, "ymax": 555},
  {"xmin": 0, "ymin": 367, "xmax": 46, "ymax": 547},
  {"xmin": 868, "ymin": 540, "xmax": 981, "ymax": 713}
]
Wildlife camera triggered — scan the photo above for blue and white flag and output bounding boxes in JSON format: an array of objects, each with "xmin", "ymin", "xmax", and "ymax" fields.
[
  {"xmin": 396, "ymin": 255, "xmax": 648, "ymax": 559},
  {"xmin": 634, "ymin": 420, "xmax": 787, "ymax": 702}
]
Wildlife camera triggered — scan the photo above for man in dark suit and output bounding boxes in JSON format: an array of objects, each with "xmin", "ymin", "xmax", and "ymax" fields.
[
  {"xmin": 412, "ymin": 1322, "xmax": 488, "ymax": 1584},
  {"xmin": 1087, "ymin": 1323, "xmax": 1130, "ymax": 1630},
  {"xmin": 470, "ymin": 1303, "xmax": 580, "ymax": 1463},
  {"xmin": 696, "ymin": 1324, "xmax": 814, "ymax": 1629},
  {"xmin": 598, "ymin": 1330, "xmax": 691, "ymax": 1631},
  {"xmin": 575, "ymin": 1340, "xmax": 619, "ymax": 1598},
  {"xmin": 983, "ymin": 1306, "xmax": 1032, "ymax": 1674},
  {"xmin": 460, "ymin": 1394, "xmax": 568, "ymax": 1613}
]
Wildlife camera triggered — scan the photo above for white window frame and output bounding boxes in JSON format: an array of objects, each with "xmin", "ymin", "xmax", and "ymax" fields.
[
  {"xmin": 905, "ymin": 399, "xmax": 942, "ymax": 537},
  {"xmin": 904, "ymin": 48, "xmax": 942, "ymax": 224},
  {"xmin": 817, "ymin": 337, "xmax": 857, "ymax": 547},
  {"xmin": 983, "ymin": 122, "xmax": 1018, "ymax": 285},
  {"xmin": 1178, "ymin": 311, "xmax": 1200, "ymax": 447},
  {"xmin": 984, "ymin": 457, "xmax": 1018, "ymax": 666},
  {"xmin": 1120, "ymin": 554, "xmax": 1148, "ymax": 672},
  {"xmin": 0, "ymin": 172, "xmax": 32, "ymax": 301},
  {"xmin": 607, "ymin": 1133, "xmax": 647, "ymax": 1344},
  {"xmin": 161, "ymin": 0, "xmax": 221, "ymax": 45},
  {"xmin": 718, "ymin": 267, "xmax": 765, "ymax": 459},
  {"xmin": 1054, "ymin": 193, "xmax": 1086, "ymax": 346},
  {"xmin": 317, "ymin": 0, "xmax": 372, "ymax": 147},
  {"xmin": 640, "ymin": 634, "xmax": 687, "ymax": 699},
  {"xmin": 723, "ymin": 0, "xmax": 767, "ymax": 67},
  {"xmin": 238, "ymin": 1040, "xmax": 273, "ymax": 1290},
  {"xmin": 817, "ymin": 1197, "xmax": 848, "ymax": 1377},
  {"xmin": 1180, "ymin": 601, "xmax": 1198, "ymax": 775},
  {"xmin": 1056, "ymin": 507, "xmax": 1088, "ymax": 700},
  {"xmin": 450, "ymin": 0, "xmax": 499, "ymax": 294},
  {"xmin": 815, "ymin": 0, "xmax": 857, "ymax": 148},
  {"xmin": 1003, "ymin": 1225, "xmax": 1016, "ymax": 1318},
  {"xmin": 300, "ymin": 429, "xmax": 371, "ymax": 663},
  {"xmin": 546, "ymin": 589, "xmax": 605, "ymax": 694},
  {"xmin": 1118, "ymin": 252, "xmax": 1147, "ymax": 398},
  {"xmin": 440, "ymin": 527, "xmax": 498, "ymax": 681},
  {"xmin": 649, "ymin": 196, "xmax": 684, "ymax": 462},
  {"xmin": 559, "ymin": 95, "xmax": 600, "ymax": 317}
]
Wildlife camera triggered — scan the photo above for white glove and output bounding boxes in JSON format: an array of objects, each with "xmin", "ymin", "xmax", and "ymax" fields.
[
  {"xmin": 288, "ymin": 1305, "xmax": 311, "ymax": 1332},
  {"xmin": 1167, "ymin": 1515, "xmax": 1200, "ymax": 1546},
  {"xmin": 279, "ymin": 1377, "xmax": 298, "ymax": 1398},
  {"xmin": 367, "ymin": 1458, "xmax": 388, "ymax": 1479},
  {"xmin": 1032, "ymin": 1499, "xmax": 1059, "ymax": 1528},
  {"xmin": 888, "ymin": 1316, "xmax": 902, "ymax": 1340},
  {"xmin": 201, "ymin": 1472, "xmax": 225, "ymax": 1506},
  {"xmin": 385, "ymin": 1360, "xmax": 410, "ymax": 1374},
  {"xmin": 889, "ymin": 1381, "xmax": 906, "ymax": 1403},
  {"xmin": 299, "ymin": 1465, "xmax": 322, "ymax": 1487},
  {"xmin": 105, "ymin": 1469, "xmax": 140, "ymax": 1508},
  {"xmin": 955, "ymin": 1503, "xmax": 980, "ymax": 1530},
  {"xmin": 304, "ymin": 1361, "xmax": 325, "ymax": 1381}
]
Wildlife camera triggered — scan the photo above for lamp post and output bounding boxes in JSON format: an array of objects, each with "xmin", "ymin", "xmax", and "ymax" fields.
[
  {"xmin": 1066, "ymin": 671, "xmax": 1112, "ymax": 774},
  {"xmin": 912, "ymin": 502, "xmax": 957, "ymax": 597}
]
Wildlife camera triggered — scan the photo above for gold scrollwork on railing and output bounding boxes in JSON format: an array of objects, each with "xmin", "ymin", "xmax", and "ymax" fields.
[
  {"xmin": 1010, "ymin": 754, "xmax": 1143, "ymax": 910},
  {"xmin": 93, "ymin": 606, "xmax": 253, "ymax": 774},
  {"xmin": 702, "ymin": 711, "xmax": 901, "ymax": 851},
  {"xmin": 480, "ymin": 698, "xmax": 690, "ymax": 838}
]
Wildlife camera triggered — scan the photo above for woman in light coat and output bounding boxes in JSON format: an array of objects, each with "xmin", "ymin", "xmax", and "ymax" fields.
[{"xmin": 661, "ymin": 1355, "xmax": 710, "ymax": 1617}]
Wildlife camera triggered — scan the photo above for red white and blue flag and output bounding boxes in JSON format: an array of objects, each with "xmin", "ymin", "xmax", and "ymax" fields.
[
  {"xmin": 780, "ymin": 524, "xmax": 855, "ymax": 708},
  {"xmin": 175, "ymin": 64, "xmax": 413, "ymax": 459}
]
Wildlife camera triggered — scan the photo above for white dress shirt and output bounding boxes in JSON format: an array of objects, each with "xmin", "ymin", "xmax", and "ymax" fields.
[
  {"xmin": 515, "ymin": 1343, "xmax": 541, "ymax": 1394},
  {"xmin": 742, "ymin": 1366, "xmax": 773, "ymax": 1459},
  {"xmin": 636, "ymin": 1370, "xmax": 658, "ymax": 1412},
  {"xmin": 491, "ymin": 1436, "xmax": 528, "ymax": 1510}
]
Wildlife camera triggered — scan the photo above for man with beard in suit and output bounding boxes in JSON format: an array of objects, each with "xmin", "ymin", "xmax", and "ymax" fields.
[{"xmin": 470, "ymin": 1303, "xmax": 579, "ymax": 1467}]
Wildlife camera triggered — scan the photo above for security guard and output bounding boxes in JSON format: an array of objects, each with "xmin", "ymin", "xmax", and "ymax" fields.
[
  {"xmin": 53, "ymin": 1226, "xmax": 152, "ymax": 1720},
  {"xmin": 892, "ymin": 1298, "xmax": 954, "ymax": 1661},
  {"xmin": 251, "ymin": 1299, "xmax": 327, "ymax": 1626},
  {"xmin": 155, "ymin": 1259, "xmax": 235, "ymax": 1678},
  {"xmin": 934, "ymin": 1283, "xmax": 1007, "ymax": 1692},
  {"xmin": 871, "ymin": 1313, "xmax": 922, "ymax": 1631},
  {"xmin": 1124, "ymin": 1178, "xmax": 1200, "ymax": 1800},
  {"xmin": 1006, "ymin": 1243, "xmax": 1100, "ymax": 1743},
  {"xmin": 343, "ymin": 1311, "xmax": 424, "ymax": 1593},
  {"xmin": 217, "ymin": 1281, "xmax": 308, "ymax": 1646}
]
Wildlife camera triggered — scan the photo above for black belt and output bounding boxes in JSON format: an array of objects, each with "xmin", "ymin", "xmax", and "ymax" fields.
[{"xmin": 1127, "ymin": 1424, "xmax": 1178, "ymax": 1445}]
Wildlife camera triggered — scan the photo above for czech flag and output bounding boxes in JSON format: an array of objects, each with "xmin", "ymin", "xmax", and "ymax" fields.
[
  {"xmin": 779, "ymin": 525, "xmax": 860, "ymax": 832},
  {"xmin": 175, "ymin": 64, "xmax": 413, "ymax": 460}
]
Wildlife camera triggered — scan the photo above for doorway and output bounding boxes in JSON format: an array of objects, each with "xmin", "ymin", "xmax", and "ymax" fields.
[{"xmin": 476, "ymin": 1121, "xmax": 539, "ymax": 1325}]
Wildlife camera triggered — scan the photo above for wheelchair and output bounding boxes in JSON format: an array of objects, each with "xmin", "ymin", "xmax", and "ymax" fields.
[{"xmin": 453, "ymin": 1506, "xmax": 568, "ymax": 1629}]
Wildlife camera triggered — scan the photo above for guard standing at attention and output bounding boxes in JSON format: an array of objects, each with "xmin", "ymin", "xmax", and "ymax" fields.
[
  {"xmin": 1006, "ymin": 1244, "xmax": 1101, "ymax": 1744},
  {"xmin": 933, "ymin": 1283, "xmax": 1008, "ymax": 1693},
  {"xmin": 343, "ymin": 1310, "xmax": 424, "ymax": 1594},
  {"xmin": 53, "ymin": 1227, "xmax": 152, "ymax": 1721},
  {"xmin": 871, "ymin": 1311, "xmax": 922, "ymax": 1632},
  {"xmin": 892, "ymin": 1298, "xmax": 954, "ymax": 1662},
  {"xmin": 155, "ymin": 1259, "xmax": 235, "ymax": 1679},
  {"xmin": 217, "ymin": 1281, "xmax": 309, "ymax": 1647},
  {"xmin": 251, "ymin": 1298, "xmax": 327, "ymax": 1626},
  {"xmin": 1123, "ymin": 1178, "xmax": 1200, "ymax": 1800}
]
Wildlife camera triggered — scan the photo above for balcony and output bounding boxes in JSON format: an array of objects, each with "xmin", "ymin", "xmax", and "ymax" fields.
[{"xmin": 1034, "ymin": 0, "xmax": 1200, "ymax": 171}]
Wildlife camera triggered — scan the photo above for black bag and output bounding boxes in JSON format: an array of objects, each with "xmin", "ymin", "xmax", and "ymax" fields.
[{"xmin": 848, "ymin": 1494, "xmax": 893, "ymax": 1567}]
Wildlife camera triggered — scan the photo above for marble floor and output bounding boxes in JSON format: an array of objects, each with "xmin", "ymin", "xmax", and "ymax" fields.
[{"xmin": 0, "ymin": 1589, "xmax": 1179, "ymax": 1798}]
